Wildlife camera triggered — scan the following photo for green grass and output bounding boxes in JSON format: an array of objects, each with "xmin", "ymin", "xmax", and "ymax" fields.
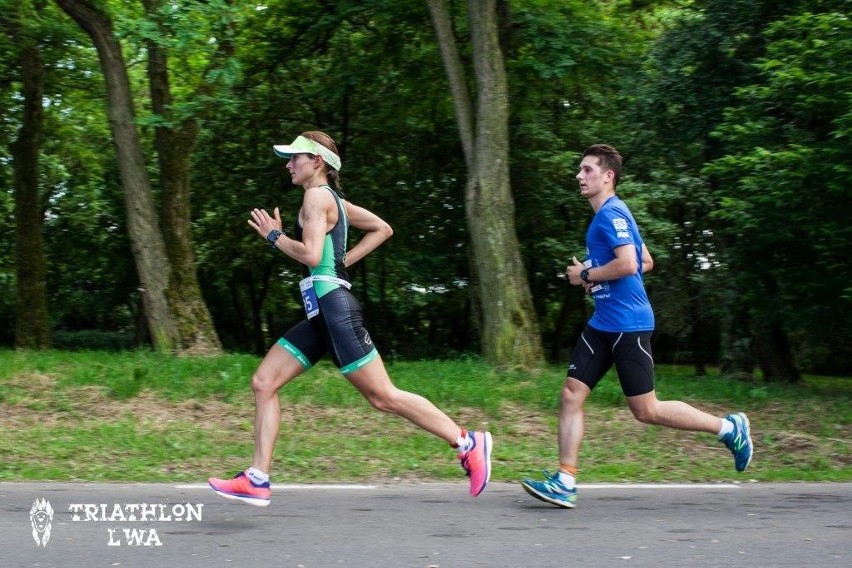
[{"xmin": 1, "ymin": 350, "xmax": 849, "ymax": 484}]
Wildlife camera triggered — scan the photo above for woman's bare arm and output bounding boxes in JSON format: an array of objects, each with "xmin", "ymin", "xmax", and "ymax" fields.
[{"xmin": 344, "ymin": 201, "xmax": 393, "ymax": 267}]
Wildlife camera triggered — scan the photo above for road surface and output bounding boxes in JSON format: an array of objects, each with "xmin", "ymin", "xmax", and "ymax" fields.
[{"xmin": 2, "ymin": 481, "xmax": 849, "ymax": 567}]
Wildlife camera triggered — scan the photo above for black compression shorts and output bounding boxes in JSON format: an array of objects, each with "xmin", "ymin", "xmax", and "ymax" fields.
[
  {"xmin": 277, "ymin": 287, "xmax": 378, "ymax": 375},
  {"xmin": 567, "ymin": 324, "xmax": 655, "ymax": 397}
]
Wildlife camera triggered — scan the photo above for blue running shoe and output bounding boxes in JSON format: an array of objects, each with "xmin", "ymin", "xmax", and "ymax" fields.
[
  {"xmin": 521, "ymin": 470, "xmax": 577, "ymax": 509},
  {"xmin": 721, "ymin": 412, "xmax": 753, "ymax": 472}
]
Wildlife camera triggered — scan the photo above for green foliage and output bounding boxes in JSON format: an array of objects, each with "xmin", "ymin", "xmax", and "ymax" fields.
[
  {"xmin": 1, "ymin": 0, "xmax": 849, "ymax": 377},
  {"xmin": 505, "ymin": 1, "xmax": 653, "ymax": 358},
  {"xmin": 705, "ymin": 10, "xmax": 852, "ymax": 373},
  {"xmin": 52, "ymin": 330, "xmax": 136, "ymax": 351},
  {"xmin": 622, "ymin": 0, "xmax": 852, "ymax": 376},
  {"xmin": 192, "ymin": 0, "xmax": 474, "ymax": 355}
]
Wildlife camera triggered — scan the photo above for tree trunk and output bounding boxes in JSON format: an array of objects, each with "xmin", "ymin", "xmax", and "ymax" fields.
[
  {"xmin": 689, "ymin": 303, "xmax": 708, "ymax": 377},
  {"xmin": 245, "ymin": 265, "xmax": 272, "ymax": 355},
  {"xmin": 753, "ymin": 275, "xmax": 800, "ymax": 382},
  {"xmin": 55, "ymin": 0, "xmax": 176, "ymax": 350},
  {"xmin": 426, "ymin": 0, "xmax": 474, "ymax": 170},
  {"xmin": 718, "ymin": 290, "xmax": 755, "ymax": 380},
  {"xmin": 753, "ymin": 321, "xmax": 801, "ymax": 382},
  {"xmin": 427, "ymin": 0, "xmax": 544, "ymax": 369},
  {"xmin": 10, "ymin": 19, "xmax": 50, "ymax": 349},
  {"xmin": 144, "ymin": 0, "xmax": 222, "ymax": 355}
]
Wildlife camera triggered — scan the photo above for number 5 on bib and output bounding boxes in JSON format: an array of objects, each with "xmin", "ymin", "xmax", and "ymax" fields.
[{"xmin": 300, "ymin": 277, "xmax": 320, "ymax": 319}]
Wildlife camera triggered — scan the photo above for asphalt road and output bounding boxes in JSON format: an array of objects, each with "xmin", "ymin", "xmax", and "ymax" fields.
[{"xmin": 2, "ymin": 481, "xmax": 849, "ymax": 567}]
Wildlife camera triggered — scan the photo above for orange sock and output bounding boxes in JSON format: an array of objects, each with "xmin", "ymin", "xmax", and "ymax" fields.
[{"xmin": 558, "ymin": 464, "xmax": 577, "ymax": 476}]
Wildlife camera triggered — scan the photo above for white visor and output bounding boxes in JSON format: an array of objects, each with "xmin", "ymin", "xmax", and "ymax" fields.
[{"xmin": 273, "ymin": 135, "xmax": 341, "ymax": 171}]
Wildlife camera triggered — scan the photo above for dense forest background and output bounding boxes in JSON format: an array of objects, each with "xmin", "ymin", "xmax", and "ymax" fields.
[{"xmin": 2, "ymin": 0, "xmax": 850, "ymax": 381}]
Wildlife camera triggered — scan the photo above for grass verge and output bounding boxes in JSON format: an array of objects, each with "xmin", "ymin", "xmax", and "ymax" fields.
[{"xmin": 1, "ymin": 350, "xmax": 849, "ymax": 484}]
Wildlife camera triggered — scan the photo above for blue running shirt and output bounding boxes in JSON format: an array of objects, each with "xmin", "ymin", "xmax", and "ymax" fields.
[{"xmin": 585, "ymin": 196, "xmax": 654, "ymax": 332}]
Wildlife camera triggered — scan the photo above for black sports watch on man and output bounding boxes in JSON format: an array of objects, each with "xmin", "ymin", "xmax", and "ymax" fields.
[{"xmin": 580, "ymin": 268, "xmax": 591, "ymax": 283}]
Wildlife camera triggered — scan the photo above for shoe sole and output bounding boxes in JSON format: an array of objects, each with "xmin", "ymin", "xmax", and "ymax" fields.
[
  {"xmin": 470, "ymin": 432, "xmax": 493, "ymax": 497},
  {"xmin": 208, "ymin": 483, "xmax": 271, "ymax": 507},
  {"xmin": 736, "ymin": 412, "xmax": 754, "ymax": 472},
  {"xmin": 521, "ymin": 481, "xmax": 577, "ymax": 509}
]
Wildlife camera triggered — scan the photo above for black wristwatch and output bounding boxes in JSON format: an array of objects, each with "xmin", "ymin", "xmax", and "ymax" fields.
[
  {"xmin": 266, "ymin": 229, "xmax": 283, "ymax": 248},
  {"xmin": 580, "ymin": 268, "xmax": 591, "ymax": 283}
]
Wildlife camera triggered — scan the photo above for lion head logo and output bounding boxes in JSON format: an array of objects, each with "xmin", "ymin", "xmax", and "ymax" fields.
[{"xmin": 30, "ymin": 498, "xmax": 54, "ymax": 547}]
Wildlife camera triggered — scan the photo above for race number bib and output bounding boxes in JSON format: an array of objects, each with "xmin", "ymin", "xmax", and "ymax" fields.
[
  {"xmin": 299, "ymin": 277, "xmax": 320, "ymax": 319},
  {"xmin": 298, "ymin": 275, "xmax": 352, "ymax": 319}
]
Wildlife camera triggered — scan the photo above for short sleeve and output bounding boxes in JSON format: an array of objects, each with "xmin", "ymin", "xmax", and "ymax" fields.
[{"xmin": 597, "ymin": 206, "xmax": 636, "ymax": 250}]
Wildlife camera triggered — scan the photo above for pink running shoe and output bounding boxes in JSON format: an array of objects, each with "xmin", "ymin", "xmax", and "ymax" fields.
[
  {"xmin": 208, "ymin": 471, "xmax": 271, "ymax": 507},
  {"xmin": 458, "ymin": 431, "xmax": 492, "ymax": 497}
]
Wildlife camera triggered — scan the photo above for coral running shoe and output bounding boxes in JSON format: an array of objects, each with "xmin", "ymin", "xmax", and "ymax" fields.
[
  {"xmin": 521, "ymin": 470, "xmax": 578, "ymax": 509},
  {"xmin": 208, "ymin": 471, "xmax": 271, "ymax": 507},
  {"xmin": 721, "ymin": 412, "xmax": 754, "ymax": 472},
  {"xmin": 458, "ymin": 431, "xmax": 492, "ymax": 497}
]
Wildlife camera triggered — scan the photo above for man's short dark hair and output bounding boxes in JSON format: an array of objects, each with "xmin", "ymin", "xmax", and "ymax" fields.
[{"xmin": 583, "ymin": 144, "xmax": 623, "ymax": 188}]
